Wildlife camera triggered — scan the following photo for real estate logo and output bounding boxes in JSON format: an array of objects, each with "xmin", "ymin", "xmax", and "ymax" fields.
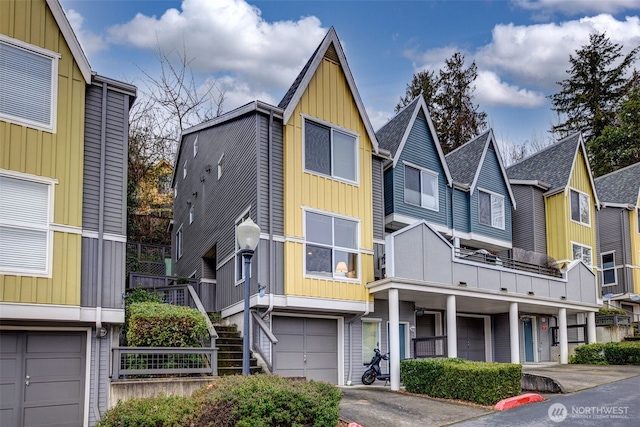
[{"xmin": 548, "ymin": 403, "xmax": 568, "ymax": 423}]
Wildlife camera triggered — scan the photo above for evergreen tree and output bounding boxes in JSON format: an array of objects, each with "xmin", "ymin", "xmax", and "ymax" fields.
[
  {"xmin": 395, "ymin": 53, "xmax": 487, "ymax": 153},
  {"xmin": 550, "ymin": 32, "xmax": 638, "ymax": 142},
  {"xmin": 588, "ymin": 87, "xmax": 640, "ymax": 177}
]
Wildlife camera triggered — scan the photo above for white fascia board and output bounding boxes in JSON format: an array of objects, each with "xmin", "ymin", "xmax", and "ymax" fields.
[{"xmin": 0, "ymin": 302, "xmax": 125, "ymax": 324}]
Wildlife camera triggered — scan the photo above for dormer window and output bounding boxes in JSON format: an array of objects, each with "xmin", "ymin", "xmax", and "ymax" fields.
[
  {"xmin": 478, "ymin": 189, "xmax": 504, "ymax": 229},
  {"xmin": 183, "ymin": 160, "xmax": 187, "ymax": 179},
  {"xmin": 0, "ymin": 36, "xmax": 59, "ymax": 132},
  {"xmin": 404, "ymin": 164, "xmax": 438, "ymax": 211},
  {"xmin": 193, "ymin": 136, "xmax": 199, "ymax": 157},
  {"xmin": 570, "ymin": 189, "xmax": 590, "ymax": 225},
  {"xmin": 303, "ymin": 117, "xmax": 358, "ymax": 184}
]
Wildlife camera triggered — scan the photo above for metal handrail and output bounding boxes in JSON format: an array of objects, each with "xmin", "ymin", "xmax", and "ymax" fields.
[
  {"xmin": 251, "ymin": 311, "xmax": 278, "ymax": 372},
  {"xmin": 454, "ymin": 248, "xmax": 562, "ymax": 278},
  {"xmin": 551, "ymin": 324, "xmax": 587, "ymax": 345},
  {"xmin": 412, "ymin": 336, "xmax": 447, "ymax": 358}
]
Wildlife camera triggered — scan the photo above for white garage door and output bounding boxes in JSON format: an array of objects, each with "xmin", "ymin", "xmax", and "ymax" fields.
[
  {"xmin": 0, "ymin": 331, "xmax": 87, "ymax": 427},
  {"xmin": 272, "ymin": 316, "xmax": 338, "ymax": 384}
]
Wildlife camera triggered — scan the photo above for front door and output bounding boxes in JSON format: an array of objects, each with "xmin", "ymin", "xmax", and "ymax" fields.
[
  {"xmin": 388, "ymin": 323, "xmax": 407, "ymax": 360},
  {"xmin": 523, "ymin": 318, "xmax": 534, "ymax": 362},
  {"xmin": 456, "ymin": 316, "xmax": 485, "ymax": 361}
]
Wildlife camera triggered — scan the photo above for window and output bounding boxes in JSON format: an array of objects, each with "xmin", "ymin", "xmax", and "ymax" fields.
[
  {"xmin": 570, "ymin": 189, "xmax": 590, "ymax": 225},
  {"xmin": 601, "ymin": 252, "xmax": 616, "ymax": 285},
  {"xmin": 637, "ymin": 208, "xmax": 639, "ymax": 233},
  {"xmin": 176, "ymin": 226, "xmax": 183, "ymax": 260},
  {"xmin": 218, "ymin": 154, "xmax": 224, "ymax": 180},
  {"xmin": 362, "ymin": 320, "xmax": 381, "ymax": 363},
  {"xmin": 0, "ymin": 173, "xmax": 53, "ymax": 275},
  {"xmin": 158, "ymin": 174, "xmax": 171, "ymax": 195},
  {"xmin": 478, "ymin": 190, "xmax": 505, "ymax": 229},
  {"xmin": 0, "ymin": 37, "xmax": 58, "ymax": 131},
  {"xmin": 189, "ymin": 206, "xmax": 195, "ymax": 224},
  {"xmin": 183, "ymin": 160, "xmax": 187, "ymax": 179},
  {"xmin": 235, "ymin": 211, "xmax": 251, "ymax": 282},
  {"xmin": 572, "ymin": 243, "xmax": 592, "ymax": 266},
  {"xmin": 305, "ymin": 211, "xmax": 359, "ymax": 280},
  {"xmin": 304, "ymin": 118, "xmax": 358, "ymax": 183},
  {"xmin": 404, "ymin": 164, "xmax": 438, "ymax": 211},
  {"xmin": 193, "ymin": 136, "xmax": 199, "ymax": 157}
]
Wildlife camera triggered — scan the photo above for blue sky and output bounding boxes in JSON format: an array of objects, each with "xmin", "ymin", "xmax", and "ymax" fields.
[{"xmin": 61, "ymin": 0, "xmax": 640, "ymax": 157}]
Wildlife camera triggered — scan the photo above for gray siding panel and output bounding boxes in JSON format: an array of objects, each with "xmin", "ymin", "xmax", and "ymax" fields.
[
  {"xmin": 384, "ymin": 168, "xmax": 394, "ymax": 216},
  {"xmin": 88, "ymin": 330, "xmax": 111, "ymax": 426},
  {"xmin": 82, "ymin": 85, "xmax": 103, "ymax": 232},
  {"xmin": 597, "ymin": 207, "xmax": 627, "ymax": 294},
  {"xmin": 511, "ymin": 185, "xmax": 547, "ymax": 254},
  {"xmin": 372, "ymin": 157, "xmax": 384, "ymax": 241},
  {"xmin": 81, "ymin": 237, "xmax": 126, "ymax": 309},
  {"xmin": 492, "ymin": 313, "xmax": 510, "ymax": 362},
  {"xmin": 256, "ymin": 114, "xmax": 284, "ymax": 236}
]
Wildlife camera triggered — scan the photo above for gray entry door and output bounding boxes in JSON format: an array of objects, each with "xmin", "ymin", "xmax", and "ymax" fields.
[
  {"xmin": 0, "ymin": 331, "xmax": 87, "ymax": 427},
  {"xmin": 456, "ymin": 317, "xmax": 485, "ymax": 361},
  {"xmin": 272, "ymin": 316, "xmax": 338, "ymax": 384}
]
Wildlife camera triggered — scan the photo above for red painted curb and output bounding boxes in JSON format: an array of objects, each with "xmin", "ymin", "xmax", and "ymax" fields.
[
  {"xmin": 494, "ymin": 393, "xmax": 545, "ymax": 410},
  {"xmin": 348, "ymin": 423, "xmax": 362, "ymax": 427}
]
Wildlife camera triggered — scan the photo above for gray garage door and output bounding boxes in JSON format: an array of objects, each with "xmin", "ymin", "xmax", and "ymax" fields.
[
  {"xmin": 456, "ymin": 316, "xmax": 485, "ymax": 361},
  {"xmin": 0, "ymin": 331, "xmax": 86, "ymax": 427},
  {"xmin": 272, "ymin": 316, "xmax": 338, "ymax": 384}
]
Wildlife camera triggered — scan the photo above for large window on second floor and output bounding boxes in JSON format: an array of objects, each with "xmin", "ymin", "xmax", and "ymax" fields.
[
  {"xmin": 404, "ymin": 164, "xmax": 438, "ymax": 211},
  {"xmin": 304, "ymin": 118, "xmax": 358, "ymax": 183},
  {"xmin": 570, "ymin": 189, "xmax": 590, "ymax": 226},
  {"xmin": 572, "ymin": 243, "xmax": 592, "ymax": 266},
  {"xmin": 305, "ymin": 211, "xmax": 359, "ymax": 280},
  {"xmin": 478, "ymin": 189, "xmax": 505, "ymax": 229},
  {"xmin": 0, "ymin": 37, "xmax": 58, "ymax": 132},
  {"xmin": 0, "ymin": 173, "xmax": 54, "ymax": 276}
]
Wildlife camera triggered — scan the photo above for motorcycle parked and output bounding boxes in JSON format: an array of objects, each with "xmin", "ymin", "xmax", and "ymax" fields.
[{"xmin": 361, "ymin": 347, "xmax": 390, "ymax": 385}]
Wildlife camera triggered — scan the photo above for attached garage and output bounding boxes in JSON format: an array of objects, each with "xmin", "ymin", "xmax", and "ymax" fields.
[
  {"xmin": 456, "ymin": 316, "xmax": 486, "ymax": 361},
  {"xmin": 272, "ymin": 316, "xmax": 339, "ymax": 384},
  {"xmin": 0, "ymin": 330, "xmax": 87, "ymax": 427}
]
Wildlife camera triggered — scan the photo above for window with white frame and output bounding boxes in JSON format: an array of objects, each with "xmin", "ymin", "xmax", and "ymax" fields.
[
  {"xmin": 189, "ymin": 205, "xmax": 195, "ymax": 224},
  {"xmin": 176, "ymin": 226, "xmax": 183, "ymax": 260},
  {"xmin": 601, "ymin": 252, "xmax": 616, "ymax": 285},
  {"xmin": 572, "ymin": 243, "xmax": 592, "ymax": 266},
  {"xmin": 404, "ymin": 164, "xmax": 438, "ymax": 211},
  {"xmin": 0, "ymin": 174, "xmax": 53, "ymax": 275},
  {"xmin": 193, "ymin": 135, "xmax": 199, "ymax": 157},
  {"xmin": 218, "ymin": 154, "xmax": 224, "ymax": 180},
  {"xmin": 362, "ymin": 320, "xmax": 381, "ymax": 363},
  {"xmin": 570, "ymin": 189, "xmax": 590, "ymax": 225},
  {"xmin": 235, "ymin": 211, "xmax": 251, "ymax": 282},
  {"xmin": 304, "ymin": 118, "xmax": 358, "ymax": 183},
  {"xmin": 305, "ymin": 211, "xmax": 359, "ymax": 280},
  {"xmin": 183, "ymin": 160, "xmax": 188, "ymax": 179},
  {"xmin": 0, "ymin": 37, "xmax": 58, "ymax": 131},
  {"xmin": 478, "ymin": 190, "xmax": 505, "ymax": 229}
]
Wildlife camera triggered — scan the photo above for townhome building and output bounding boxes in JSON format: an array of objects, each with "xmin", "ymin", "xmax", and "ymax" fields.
[
  {"xmin": 371, "ymin": 101, "xmax": 600, "ymax": 390},
  {"xmin": 594, "ymin": 162, "xmax": 640, "ymax": 320},
  {"xmin": 0, "ymin": 1, "xmax": 136, "ymax": 425}
]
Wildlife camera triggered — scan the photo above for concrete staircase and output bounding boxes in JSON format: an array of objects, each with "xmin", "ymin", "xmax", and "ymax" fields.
[{"xmin": 215, "ymin": 324, "xmax": 262, "ymax": 375}]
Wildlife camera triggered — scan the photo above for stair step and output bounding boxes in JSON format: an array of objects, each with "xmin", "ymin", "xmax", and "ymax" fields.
[{"xmin": 218, "ymin": 366, "xmax": 263, "ymax": 376}]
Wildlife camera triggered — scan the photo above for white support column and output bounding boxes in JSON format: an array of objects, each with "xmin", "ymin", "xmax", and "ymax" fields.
[
  {"xmin": 388, "ymin": 289, "xmax": 400, "ymax": 391},
  {"xmin": 587, "ymin": 311, "xmax": 597, "ymax": 344},
  {"xmin": 558, "ymin": 308, "xmax": 568, "ymax": 364},
  {"xmin": 509, "ymin": 302, "xmax": 520, "ymax": 364},
  {"xmin": 446, "ymin": 295, "xmax": 457, "ymax": 358}
]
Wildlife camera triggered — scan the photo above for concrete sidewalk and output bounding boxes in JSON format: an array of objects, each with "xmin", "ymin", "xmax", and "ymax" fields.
[{"xmin": 339, "ymin": 365, "xmax": 640, "ymax": 427}]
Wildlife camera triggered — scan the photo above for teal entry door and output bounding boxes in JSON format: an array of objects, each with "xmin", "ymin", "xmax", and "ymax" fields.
[
  {"xmin": 388, "ymin": 323, "xmax": 407, "ymax": 360},
  {"xmin": 523, "ymin": 318, "xmax": 534, "ymax": 362}
]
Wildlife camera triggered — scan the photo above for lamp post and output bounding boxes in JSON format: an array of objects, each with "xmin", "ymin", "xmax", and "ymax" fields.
[{"xmin": 236, "ymin": 217, "xmax": 261, "ymax": 375}]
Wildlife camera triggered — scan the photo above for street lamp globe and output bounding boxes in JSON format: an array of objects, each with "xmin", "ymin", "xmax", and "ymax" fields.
[{"xmin": 237, "ymin": 217, "xmax": 261, "ymax": 251}]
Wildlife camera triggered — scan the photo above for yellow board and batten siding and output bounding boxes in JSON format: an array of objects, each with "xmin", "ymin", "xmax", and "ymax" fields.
[
  {"xmin": 283, "ymin": 56, "xmax": 373, "ymax": 302},
  {"xmin": 0, "ymin": 0, "xmax": 85, "ymax": 305},
  {"xmin": 545, "ymin": 148, "xmax": 597, "ymax": 268}
]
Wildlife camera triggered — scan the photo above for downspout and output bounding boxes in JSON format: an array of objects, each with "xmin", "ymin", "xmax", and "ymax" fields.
[
  {"xmin": 92, "ymin": 81, "xmax": 108, "ymax": 423},
  {"xmin": 264, "ymin": 110, "xmax": 275, "ymax": 318},
  {"xmin": 346, "ymin": 300, "xmax": 370, "ymax": 386}
]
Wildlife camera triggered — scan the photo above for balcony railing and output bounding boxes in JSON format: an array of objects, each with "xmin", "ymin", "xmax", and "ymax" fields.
[
  {"xmin": 126, "ymin": 242, "xmax": 170, "ymax": 276},
  {"xmin": 551, "ymin": 324, "xmax": 587, "ymax": 346},
  {"xmin": 412, "ymin": 336, "xmax": 447, "ymax": 358},
  {"xmin": 112, "ymin": 346, "xmax": 217, "ymax": 378},
  {"xmin": 455, "ymin": 248, "xmax": 562, "ymax": 278},
  {"xmin": 595, "ymin": 314, "xmax": 632, "ymax": 327}
]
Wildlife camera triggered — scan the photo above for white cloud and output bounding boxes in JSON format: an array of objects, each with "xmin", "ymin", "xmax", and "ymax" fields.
[
  {"xmin": 475, "ymin": 71, "xmax": 546, "ymax": 107},
  {"xmin": 404, "ymin": 45, "xmax": 461, "ymax": 72},
  {"xmin": 65, "ymin": 8, "xmax": 107, "ymax": 57},
  {"xmin": 214, "ymin": 75, "xmax": 277, "ymax": 111},
  {"xmin": 106, "ymin": 0, "xmax": 326, "ymax": 94},
  {"xmin": 476, "ymin": 14, "xmax": 640, "ymax": 90},
  {"xmin": 513, "ymin": 0, "xmax": 640, "ymax": 15}
]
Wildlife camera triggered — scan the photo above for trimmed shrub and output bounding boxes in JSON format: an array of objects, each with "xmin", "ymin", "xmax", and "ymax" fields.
[
  {"xmin": 127, "ymin": 302, "xmax": 208, "ymax": 347},
  {"xmin": 401, "ymin": 358, "xmax": 521, "ymax": 405},
  {"xmin": 97, "ymin": 394, "xmax": 196, "ymax": 427},
  {"xmin": 570, "ymin": 341, "xmax": 640, "ymax": 365},
  {"xmin": 192, "ymin": 375, "xmax": 342, "ymax": 427},
  {"xmin": 597, "ymin": 307, "xmax": 626, "ymax": 316}
]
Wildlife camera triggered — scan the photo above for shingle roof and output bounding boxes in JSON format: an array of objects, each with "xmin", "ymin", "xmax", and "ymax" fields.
[
  {"xmin": 278, "ymin": 42, "xmax": 323, "ymax": 110},
  {"xmin": 595, "ymin": 162, "xmax": 640, "ymax": 205},
  {"xmin": 506, "ymin": 133, "xmax": 581, "ymax": 191},
  {"xmin": 445, "ymin": 131, "xmax": 490, "ymax": 186},
  {"xmin": 375, "ymin": 97, "xmax": 420, "ymax": 157}
]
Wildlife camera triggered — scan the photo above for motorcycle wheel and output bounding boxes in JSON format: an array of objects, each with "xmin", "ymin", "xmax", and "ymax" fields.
[{"xmin": 361, "ymin": 369, "xmax": 376, "ymax": 385}]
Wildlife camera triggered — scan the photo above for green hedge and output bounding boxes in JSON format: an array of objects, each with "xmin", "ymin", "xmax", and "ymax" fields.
[
  {"xmin": 98, "ymin": 375, "xmax": 342, "ymax": 427},
  {"xmin": 401, "ymin": 358, "xmax": 522, "ymax": 405},
  {"xmin": 570, "ymin": 341, "xmax": 640, "ymax": 365},
  {"xmin": 126, "ymin": 302, "xmax": 208, "ymax": 347}
]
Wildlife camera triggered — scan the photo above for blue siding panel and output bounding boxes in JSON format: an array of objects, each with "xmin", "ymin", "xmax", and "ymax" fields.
[
  {"xmin": 392, "ymin": 117, "xmax": 448, "ymax": 227},
  {"xmin": 384, "ymin": 168, "xmax": 394, "ymax": 216},
  {"xmin": 452, "ymin": 189, "xmax": 470, "ymax": 232}
]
